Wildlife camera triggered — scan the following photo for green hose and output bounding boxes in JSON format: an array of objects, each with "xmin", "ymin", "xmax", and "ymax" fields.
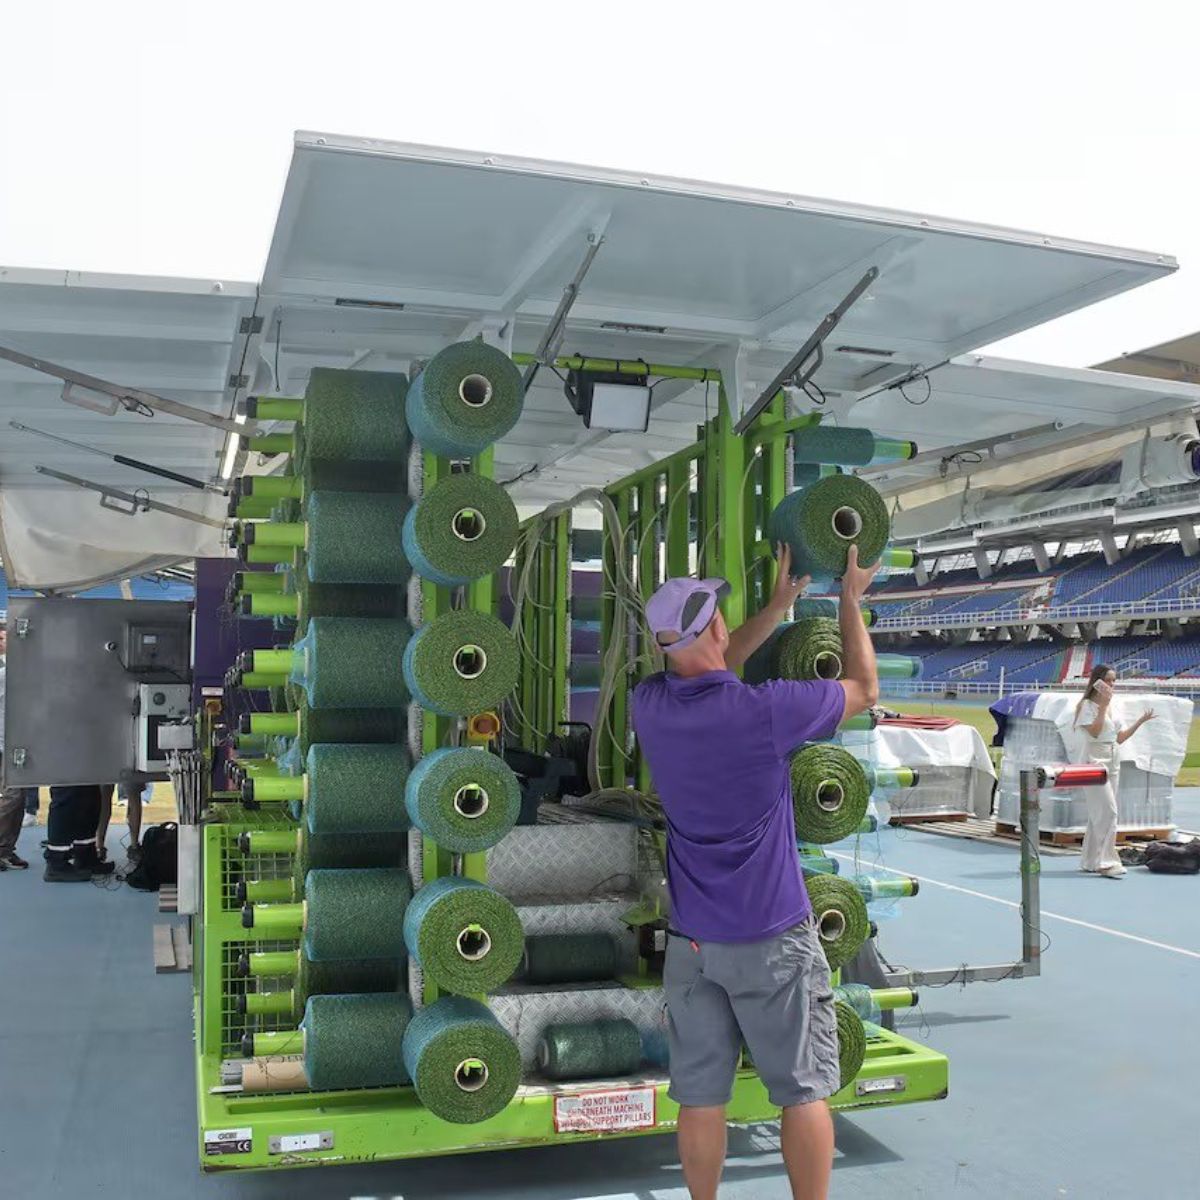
[
  {"xmin": 788, "ymin": 745, "xmax": 870, "ymax": 843},
  {"xmin": 804, "ymin": 875, "xmax": 870, "ymax": 969}
]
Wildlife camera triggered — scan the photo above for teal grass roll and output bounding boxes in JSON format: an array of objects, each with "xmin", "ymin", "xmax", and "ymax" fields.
[
  {"xmin": 403, "ymin": 876, "xmax": 523, "ymax": 995},
  {"xmin": 401, "ymin": 996, "xmax": 522, "ymax": 1123},
  {"xmin": 404, "ymin": 747, "xmax": 521, "ymax": 853},
  {"xmin": 402, "ymin": 611, "xmax": 519, "ymax": 717},
  {"xmin": 402, "ymin": 474, "xmax": 518, "ymax": 586},
  {"xmin": 302, "ymin": 992, "xmax": 413, "ymax": 1091},
  {"xmin": 405, "ymin": 342, "xmax": 523, "ymax": 458}
]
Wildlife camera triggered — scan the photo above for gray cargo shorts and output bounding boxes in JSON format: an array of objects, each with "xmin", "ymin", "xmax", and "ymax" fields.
[{"xmin": 663, "ymin": 916, "xmax": 840, "ymax": 1109}]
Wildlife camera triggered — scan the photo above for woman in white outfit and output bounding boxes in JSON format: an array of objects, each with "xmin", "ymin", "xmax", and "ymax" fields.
[{"xmin": 1073, "ymin": 665, "xmax": 1155, "ymax": 879}]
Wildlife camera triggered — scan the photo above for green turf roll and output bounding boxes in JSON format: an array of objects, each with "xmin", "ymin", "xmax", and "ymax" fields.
[
  {"xmin": 775, "ymin": 618, "xmax": 843, "ymax": 681},
  {"xmin": 402, "ymin": 996, "xmax": 521, "ymax": 1123},
  {"xmin": 789, "ymin": 745, "xmax": 871, "ymax": 843},
  {"xmin": 302, "ymin": 992, "xmax": 412, "ymax": 1091},
  {"xmin": 293, "ymin": 617, "xmax": 412, "ymax": 709},
  {"xmin": 792, "ymin": 426, "xmax": 876, "ymax": 466},
  {"xmin": 305, "ymin": 744, "xmax": 412, "ymax": 835},
  {"xmin": 793, "ymin": 598, "xmax": 838, "ymax": 619},
  {"xmin": 404, "ymin": 747, "xmax": 521, "ymax": 853},
  {"xmin": 296, "ymin": 830, "xmax": 408, "ymax": 874},
  {"xmin": 522, "ymin": 934, "xmax": 619, "ymax": 985},
  {"xmin": 302, "ymin": 368, "xmax": 409, "ymax": 466},
  {"xmin": 303, "ymin": 867, "xmax": 412, "ymax": 961},
  {"xmin": 297, "ymin": 955, "xmax": 404, "ymax": 1000},
  {"xmin": 402, "ymin": 474, "xmax": 518, "ymax": 586},
  {"xmin": 306, "ymin": 491, "xmax": 409, "ymax": 584},
  {"xmin": 793, "ymin": 462, "xmax": 842, "ymax": 487},
  {"xmin": 406, "ymin": 341, "xmax": 524, "ymax": 458},
  {"xmin": 767, "ymin": 476, "xmax": 890, "ymax": 589},
  {"xmin": 297, "ymin": 705, "xmax": 406, "ymax": 755},
  {"xmin": 402, "ymin": 611, "xmax": 519, "ymax": 717},
  {"xmin": 537, "ymin": 1018, "xmax": 642, "ymax": 1081},
  {"xmin": 804, "ymin": 875, "xmax": 870, "ymax": 969},
  {"xmin": 572, "ymin": 595, "xmax": 602, "ymax": 622},
  {"xmin": 834, "ymin": 1000, "xmax": 867, "ymax": 1092},
  {"xmin": 403, "ymin": 876, "xmax": 523, "ymax": 995},
  {"xmin": 294, "ymin": 575, "xmax": 406, "ymax": 626}
]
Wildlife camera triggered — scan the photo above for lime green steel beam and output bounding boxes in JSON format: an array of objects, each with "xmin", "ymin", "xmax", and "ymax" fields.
[
  {"xmin": 511, "ymin": 353, "xmax": 719, "ymax": 384},
  {"xmin": 551, "ymin": 513, "xmax": 570, "ymax": 740},
  {"xmin": 715, "ymin": 390, "xmax": 746, "ymax": 631}
]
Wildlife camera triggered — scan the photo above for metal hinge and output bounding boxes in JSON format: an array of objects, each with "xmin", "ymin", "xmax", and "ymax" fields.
[{"xmin": 239, "ymin": 315, "xmax": 265, "ymax": 335}]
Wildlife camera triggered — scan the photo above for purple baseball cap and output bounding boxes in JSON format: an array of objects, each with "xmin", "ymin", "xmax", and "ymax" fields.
[{"xmin": 645, "ymin": 576, "xmax": 731, "ymax": 653}]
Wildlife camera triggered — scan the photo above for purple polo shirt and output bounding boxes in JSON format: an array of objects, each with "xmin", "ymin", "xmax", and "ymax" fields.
[{"xmin": 631, "ymin": 670, "xmax": 845, "ymax": 943}]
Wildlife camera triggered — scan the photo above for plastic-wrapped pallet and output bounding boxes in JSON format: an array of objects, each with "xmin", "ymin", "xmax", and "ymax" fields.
[{"xmin": 992, "ymin": 691, "xmax": 1191, "ymax": 834}]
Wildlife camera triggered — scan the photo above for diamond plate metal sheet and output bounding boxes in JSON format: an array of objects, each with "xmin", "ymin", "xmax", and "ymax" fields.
[
  {"xmin": 486, "ymin": 822, "xmax": 640, "ymax": 901},
  {"xmin": 490, "ymin": 985, "xmax": 668, "ymax": 1068},
  {"xmin": 515, "ymin": 898, "xmax": 639, "ymax": 971}
]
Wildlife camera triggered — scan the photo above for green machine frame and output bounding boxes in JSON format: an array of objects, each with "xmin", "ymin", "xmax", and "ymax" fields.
[{"xmin": 194, "ymin": 364, "xmax": 946, "ymax": 1173}]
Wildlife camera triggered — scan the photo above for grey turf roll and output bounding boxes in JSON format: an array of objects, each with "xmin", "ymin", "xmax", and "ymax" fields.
[
  {"xmin": 305, "ymin": 744, "xmax": 412, "ymax": 835},
  {"xmin": 522, "ymin": 934, "xmax": 619, "ymax": 985},
  {"xmin": 402, "ymin": 611, "xmax": 519, "ymax": 717},
  {"xmin": 537, "ymin": 1018, "xmax": 642, "ymax": 1081},
  {"xmin": 402, "ymin": 474, "xmax": 518, "ymax": 586},
  {"xmin": 303, "ymin": 369, "xmax": 409, "ymax": 466},
  {"xmin": 303, "ymin": 867, "xmax": 412, "ymax": 961},
  {"xmin": 302, "ymin": 992, "xmax": 412, "ymax": 1091},
  {"xmin": 406, "ymin": 342, "xmax": 524, "ymax": 458},
  {"xmin": 404, "ymin": 747, "xmax": 521, "ymax": 853},
  {"xmin": 306, "ymin": 491, "xmax": 409, "ymax": 584}
]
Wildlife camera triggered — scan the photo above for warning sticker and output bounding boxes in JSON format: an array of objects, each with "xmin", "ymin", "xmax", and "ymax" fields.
[
  {"xmin": 204, "ymin": 1127, "xmax": 253, "ymax": 1156},
  {"xmin": 554, "ymin": 1086, "xmax": 657, "ymax": 1134}
]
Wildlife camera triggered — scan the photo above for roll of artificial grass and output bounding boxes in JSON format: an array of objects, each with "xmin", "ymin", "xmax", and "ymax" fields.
[
  {"xmin": 793, "ymin": 426, "xmax": 916, "ymax": 467},
  {"xmin": 254, "ymin": 617, "xmax": 411, "ymax": 710},
  {"xmin": 298, "ymin": 705, "xmax": 407, "ymax": 755},
  {"xmin": 402, "ymin": 611, "xmax": 519, "ymax": 717},
  {"xmin": 244, "ymin": 745, "xmax": 412, "ymax": 835},
  {"xmin": 789, "ymin": 744, "xmax": 871, "ymax": 843},
  {"xmin": 295, "ymin": 576, "xmax": 407, "ymax": 626},
  {"xmin": 793, "ymin": 463, "xmax": 842, "ymax": 488},
  {"xmin": 537, "ymin": 1018, "xmax": 642, "ymax": 1081},
  {"xmin": 302, "ymin": 992, "xmax": 412, "ymax": 1091},
  {"xmin": 302, "ymin": 368, "xmax": 409, "ymax": 467},
  {"xmin": 297, "ymin": 954, "xmax": 404, "ymax": 1000},
  {"xmin": 402, "ymin": 474, "xmax": 518, "ymax": 586},
  {"xmin": 405, "ymin": 341, "xmax": 524, "ymax": 458},
  {"xmin": 804, "ymin": 875, "xmax": 870, "ymax": 969},
  {"xmin": 404, "ymin": 747, "xmax": 521, "ymax": 853},
  {"xmin": 306, "ymin": 491, "xmax": 409, "ymax": 584},
  {"xmin": 834, "ymin": 1000, "xmax": 867, "ymax": 1092},
  {"xmin": 402, "ymin": 996, "xmax": 522, "ymax": 1124},
  {"xmin": 403, "ymin": 876, "xmax": 523, "ymax": 995},
  {"xmin": 522, "ymin": 933, "xmax": 619, "ymax": 985},
  {"xmin": 303, "ymin": 867, "xmax": 412, "ymax": 961},
  {"xmin": 774, "ymin": 618, "xmax": 843, "ymax": 682},
  {"xmin": 298, "ymin": 831, "xmax": 408, "ymax": 874},
  {"xmin": 767, "ymin": 476, "xmax": 890, "ymax": 588}
]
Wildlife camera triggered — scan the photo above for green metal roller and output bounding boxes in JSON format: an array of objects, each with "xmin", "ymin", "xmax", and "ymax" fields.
[
  {"xmin": 234, "ymin": 570, "xmax": 288, "ymax": 594},
  {"xmin": 248, "ymin": 433, "xmax": 295, "ymax": 455},
  {"xmin": 244, "ymin": 397, "xmax": 305, "ymax": 423},
  {"xmin": 876, "ymin": 655, "xmax": 923, "ymax": 680}
]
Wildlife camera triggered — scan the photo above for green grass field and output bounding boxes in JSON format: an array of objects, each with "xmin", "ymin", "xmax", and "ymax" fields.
[{"xmin": 893, "ymin": 697, "xmax": 1200, "ymax": 785}]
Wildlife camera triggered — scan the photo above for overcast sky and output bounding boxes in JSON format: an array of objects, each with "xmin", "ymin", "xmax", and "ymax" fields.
[{"xmin": 2, "ymin": 1, "xmax": 1197, "ymax": 367}]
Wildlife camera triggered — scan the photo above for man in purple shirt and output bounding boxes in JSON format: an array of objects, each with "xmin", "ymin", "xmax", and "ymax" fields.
[{"xmin": 632, "ymin": 544, "xmax": 879, "ymax": 1200}]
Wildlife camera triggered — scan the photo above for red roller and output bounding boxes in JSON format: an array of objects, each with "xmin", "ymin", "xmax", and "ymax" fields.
[{"xmin": 1040, "ymin": 764, "xmax": 1108, "ymax": 789}]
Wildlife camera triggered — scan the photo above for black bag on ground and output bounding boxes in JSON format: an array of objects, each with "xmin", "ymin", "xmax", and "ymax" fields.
[
  {"xmin": 126, "ymin": 823, "xmax": 179, "ymax": 891},
  {"xmin": 1142, "ymin": 839, "xmax": 1200, "ymax": 875}
]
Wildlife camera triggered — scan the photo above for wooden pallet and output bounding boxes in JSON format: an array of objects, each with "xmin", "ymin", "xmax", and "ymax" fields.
[
  {"xmin": 994, "ymin": 822, "xmax": 1172, "ymax": 847},
  {"xmin": 153, "ymin": 922, "xmax": 192, "ymax": 974},
  {"xmin": 897, "ymin": 814, "xmax": 1077, "ymax": 854},
  {"xmin": 889, "ymin": 811, "xmax": 970, "ymax": 826}
]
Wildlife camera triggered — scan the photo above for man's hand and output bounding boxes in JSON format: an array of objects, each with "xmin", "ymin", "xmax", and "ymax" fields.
[
  {"xmin": 770, "ymin": 543, "xmax": 812, "ymax": 614},
  {"xmin": 840, "ymin": 545, "xmax": 879, "ymax": 603}
]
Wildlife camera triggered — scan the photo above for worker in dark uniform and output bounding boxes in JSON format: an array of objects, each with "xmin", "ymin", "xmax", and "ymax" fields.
[{"xmin": 44, "ymin": 785, "xmax": 115, "ymax": 882}]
